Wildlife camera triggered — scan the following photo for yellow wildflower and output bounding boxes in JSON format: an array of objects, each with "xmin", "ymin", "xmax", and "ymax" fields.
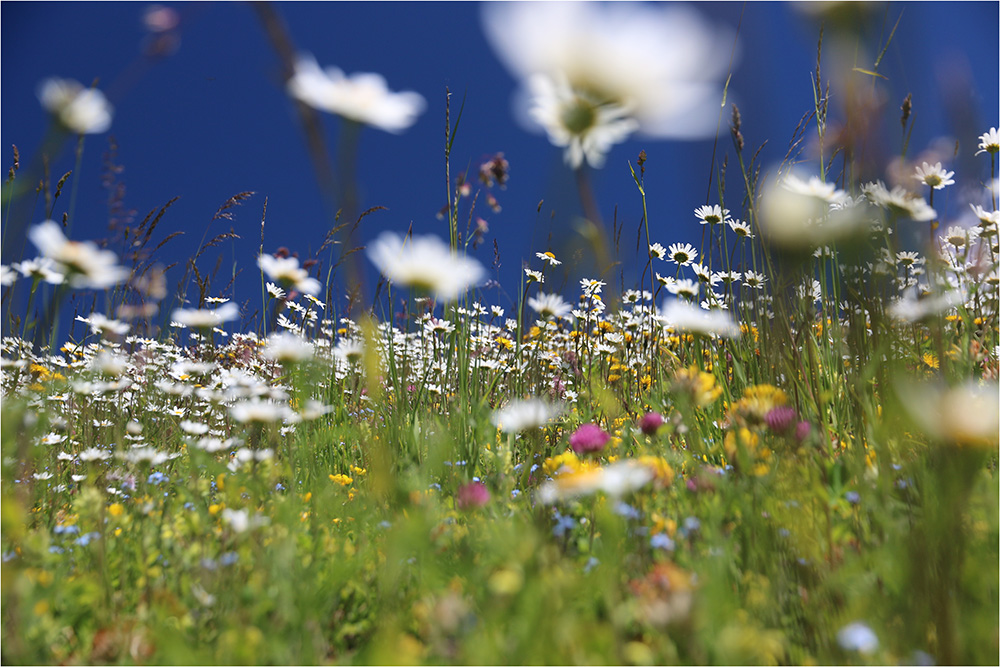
[{"xmin": 329, "ymin": 474, "xmax": 353, "ymax": 486}]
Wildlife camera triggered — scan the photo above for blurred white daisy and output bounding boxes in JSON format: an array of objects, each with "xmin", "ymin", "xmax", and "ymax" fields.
[
  {"xmin": 899, "ymin": 380, "xmax": 999, "ymax": 447},
  {"xmin": 171, "ymin": 302, "xmax": 240, "ymax": 330},
  {"xmin": 658, "ymin": 299, "xmax": 740, "ymax": 338},
  {"xmin": 537, "ymin": 459, "xmax": 655, "ymax": 504},
  {"xmin": 288, "ymin": 54, "xmax": 425, "ymax": 133},
  {"xmin": 29, "ymin": 220, "xmax": 129, "ymax": 289},
  {"xmin": 666, "ymin": 278, "xmax": 700, "ymax": 300},
  {"xmin": 261, "ymin": 332, "xmax": 315, "ymax": 364},
  {"xmin": 367, "ymin": 232, "xmax": 485, "ymax": 302},
  {"xmin": 483, "ymin": 2, "xmax": 732, "ymax": 161},
  {"xmin": 13, "ymin": 257, "xmax": 65, "ymax": 285},
  {"xmin": 258, "ymin": 254, "xmax": 321, "ymax": 295},
  {"xmin": 229, "ymin": 399, "xmax": 292, "ymax": 424},
  {"xmin": 863, "ymin": 181, "xmax": 936, "ymax": 221},
  {"xmin": 76, "ymin": 313, "xmax": 129, "ymax": 337},
  {"xmin": 760, "ymin": 174, "xmax": 871, "ymax": 248},
  {"xmin": 491, "ymin": 398, "xmax": 563, "ymax": 433},
  {"xmin": 528, "ymin": 292, "xmax": 573, "ymax": 320},
  {"xmin": 221, "ymin": 508, "xmax": 269, "ymax": 533},
  {"xmin": 526, "ymin": 73, "xmax": 638, "ymax": 168},
  {"xmin": 888, "ymin": 287, "xmax": 964, "ymax": 322},
  {"xmin": 37, "ymin": 77, "xmax": 113, "ymax": 134},
  {"xmin": 779, "ymin": 173, "xmax": 848, "ymax": 204}
]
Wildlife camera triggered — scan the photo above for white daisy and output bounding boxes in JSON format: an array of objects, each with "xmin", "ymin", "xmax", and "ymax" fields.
[
  {"xmin": 28, "ymin": 220, "xmax": 129, "ymax": 289},
  {"xmin": 261, "ymin": 332, "xmax": 315, "ymax": 364},
  {"xmin": 13, "ymin": 257, "xmax": 65, "ymax": 285},
  {"xmin": 528, "ymin": 292, "xmax": 573, "ymax": 320},
  {"xmin": 37, "ymin": 77, "xmax": 112, "ymax": 134},
  {"xmin": 863, "ymin": 181, "xmax": 936, "ymax": 221},
  {"xmin": 728, "ymin": 219, "xmax": 754, "ymax": 238},
  {"xmin": 975, "ymin": 127, "xmax": 1000, "ymax": 156},
  {"xmin": 258, "ymin": 254, "xmax": 321, "ymax": 295},
  {"xmin": 491, "ymin": 398, "xmax": 563, "ymax": 433},
  {"xmin": 536, "ymin": 251, "xmax": 562, "ymax": 266},
  {"xmin": 658, "ymin": 298, "xmax": 740, "ymax": 338},
  {"xmin": 367, "ymin": 232, "xmax": 485, "ymax": 302},
  {"xmin": 913, "ymin": 161, "xmax": 955, "ymax": 190},
  {"xmin": 780, "ymin": 173, "xmax": 848, "ymax": 204},
  {"xmin": 171, "ymin": 303, "xmax": 240, "ymax": 330},
  {"xmin": 483, "ymin": 2, "xmax": 730, "ymax": 140},
  {"xmin": 694, "ymin": 205, "xmax": 731, "ymax": 226},
  {"xmin": 666, "ymin": 278, "xmax": 700, "ymax": 300},
  {"xmin": 288, "ymin": 54, "xmax": 425, "ymax": 133},
  {"xmin": 526, "ymin": 73, "xmax": 638, "ymax": 168},
  {"xmin": 667, "ymin": 242, "xmax": 697, "ymax": 266}
]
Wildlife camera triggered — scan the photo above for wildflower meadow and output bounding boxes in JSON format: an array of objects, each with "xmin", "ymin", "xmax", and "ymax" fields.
[{"xmin": 2, "ymin": 2, "xmax": 998, "ymax": 665}]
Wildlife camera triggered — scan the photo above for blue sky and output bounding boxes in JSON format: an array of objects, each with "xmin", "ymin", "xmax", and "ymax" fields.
[{"xmin": 2, "ymin": 2, "xmax": 998, "ymax": 335}]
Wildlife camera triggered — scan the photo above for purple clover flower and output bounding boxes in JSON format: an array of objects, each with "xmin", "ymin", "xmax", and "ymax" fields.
[
  {"xmin": 765, "ymin": 405, "xmax": 797, "ymax": 433},
  {"xmin": 456, "ymin": 481, "xmax": 490, "ymax": 510},
  {"xmin": 638, "ymin": 411, "xmax": 664, "ymax": 435},
  {"xmin": 569, "ymin": 423, "xmax": 610, "ymax": 454}
]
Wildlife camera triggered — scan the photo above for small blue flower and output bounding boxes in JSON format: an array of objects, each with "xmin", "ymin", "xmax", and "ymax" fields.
[
  {"xmin": 510, "ymin": 489, "xmax": 520, "ymax": 499},
  {"xmin": 613, "ymin": 502, "xmax": 641, "ymax": 520},
  {"xmin": 219, "ymin": 551, "xmax": 239, "ymax": 566},
  {"xmin": 147, "ymin": 471, "xmax": 168, "ymax": 485},
  {"xmin": 837, "ymin": 621, "xmax": 879, "ymax": 654},
  {"xmin": 378, "ymin": 520, "xmax": 392, "ymax": 530},
  {"xmin": 679, "ymin": 516, "xmax": 701, "ymax": 538},
  {"xmin": 49, "ymin": 545, "xmax": 66, "ymax": 554},
  {"xmin": 201, "ymin": 558, "xmax": 218, "ymax": 570},
  {"xmin": 53, "ymin": 524, "xmax": 80, "ymax": 535},
  {"xmin": 583, "ymin": 556, "xmax": 600, "ymax": 573},
  {"xmin": 184, "ymin": 502, "xmax": 196, "ymax": 511},
  {"xmin": 274, "ymin": 482, "xmax": 286, "ymax": 491},
  {"xmin": 75, "ymin": 532, "xmax": 101, "ymax": 547},
  {"xmin": 552, "ymin": 511, "xmax": 576, "ymax": 538},
  {"xmin": 651, "ymin": 533, "xmax": 676, "ymax": 551},
  {"xmin": 2, "ymin": 551, "xmax": 17, "ymax": 562},
  {"xmin": 845, "ymin": 491, "xmax": 861, "ymax": 505}
]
